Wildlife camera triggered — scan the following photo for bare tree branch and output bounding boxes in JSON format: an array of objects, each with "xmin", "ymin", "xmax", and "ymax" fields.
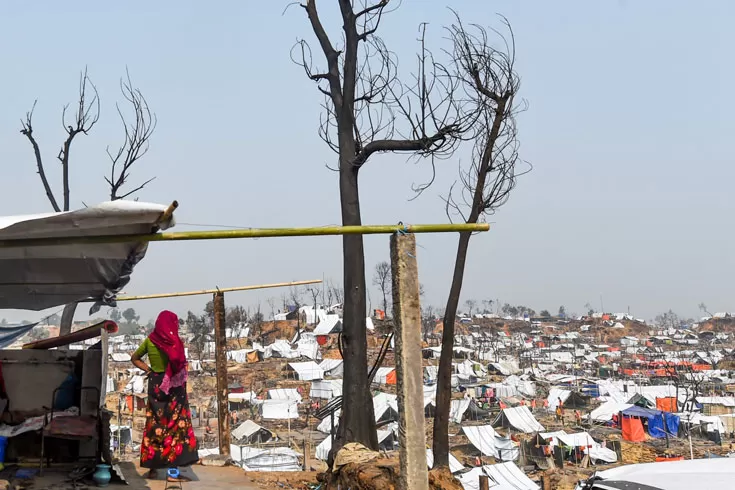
[
  {"xmin": 20, "ymin": 101, "xmax": 61, "ymax": 212},
  {"xmin": 105, "ymin": 69, "xmax": 157, "ymax": 201},
  {"xmin": 58, "ymin": 67, "xmax": 100, "ymax": 211}
]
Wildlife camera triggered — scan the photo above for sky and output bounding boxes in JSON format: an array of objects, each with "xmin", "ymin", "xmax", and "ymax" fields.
[{"xmin": 0, "ymin": 1, "xmax": 733, "ymax": 324}]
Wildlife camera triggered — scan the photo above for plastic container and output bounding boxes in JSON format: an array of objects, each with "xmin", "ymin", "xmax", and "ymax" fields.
[{"xmin": 0, "ymin": 436, "xmax": 7, "ymax": 464}]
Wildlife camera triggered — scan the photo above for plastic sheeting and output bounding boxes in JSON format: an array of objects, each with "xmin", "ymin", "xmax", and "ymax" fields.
[
  {"xmin": 0, "ymin": 201, "xmax": 173, "ymax": 312},
  {"xmin": 450, "ymin": 399, "xmax": 471, "ymax": 424},
  {"xmin": 426, "ymin": 449, "xmax": 464, "ymax": 474},
  {"xmin": 590, "ymin": 401, "xmax": 633, "ymax": 422},
  {"xmin": 287, "ymin": 361, "xmax": 324, "ymax": 381},
  {"xmin": 494, "ymin": 406, "xmax": 545, "ymax": 433},
  {"xmin": 457, "ymin": 462, "xmax": 539, "ymax": 490},
  {"xmin": 0, "ymin": 323, "xmax": 38, "ymax": 348},
  {"xmin": 461, "ymin": 425, "xmax": 519, "ymax": 461},
  {"xmin": 622, "ymin": 417, "xmax": 646, "ymax": 442},
  {"xmin": 260, "ymin": 400, "xmax": 298, "ymax": 420},
  {"xmin": 236, "ymin": 447, "xmax": 301, "ymax": 471},
  {"xmin": 547, "ymin": 388, "xmax": 571, "ymax": 411}
]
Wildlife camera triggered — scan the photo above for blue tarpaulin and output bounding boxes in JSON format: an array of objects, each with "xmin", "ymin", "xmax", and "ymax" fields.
[
  {"xmin": 622, "ymin": 405, "xmax": 680, "ymax": 439},
  {"xmin": 0, "ymin": 323, "xmax": 38, "ymax": 348}
]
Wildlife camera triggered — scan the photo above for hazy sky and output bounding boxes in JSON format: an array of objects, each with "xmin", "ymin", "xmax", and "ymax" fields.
[{"xmin": 1, "ymin": 1, "xmax": 733, "ymax": 324}]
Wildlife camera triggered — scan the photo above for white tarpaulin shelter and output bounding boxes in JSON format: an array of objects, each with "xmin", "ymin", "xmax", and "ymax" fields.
[
  {"xmin": 231, "ymin": 420, "xmax": 273, "ymax": 443},
  {"xmin": 310, "ymin": 379, "xmax": 343, "ymax": 400},
  {"xmin": 268, "ymin": 388, "xmax": 302, "ymax": 402},
  {"xmin": 589, "ymin": 401, "xmax": 633, "ymax": 422},
  {"xmin": 319, "ymin": 359, "xmax": 344, "ymax": 377},
  {"xmin": 287, "ymin": 361, "xmax": 324, "ymax": 381},
  {"xmin": 0, "ymin": 201, "xmax": 174, "ymax": 311},
  {"xmin": 260, "ymin": 400, "xmax": 298, "ymax": 420},
  {"xmin": 493, "ymin": 406, "xmax": 545, "ymax": 433},
  {"xmin": 426, "ymin": 449, "xmax": 464, "ymax": 474},
  {"xmin": 540, "ymin": 431, "xmax": 617, "ymax": 463},
  {"xmin": 547, "ymin": 388, "xmax": 571, "ymax": 411},
  {"xmin": 450, "ymin": 399, "xmax": 472, "ymax": 424},
  {"xmin": 461, "ymin": 425, "xmax": 518, "ymax": 461},
  {"xmin": 457, "ymin": 462, "xmax": 539, "ymax": 490},
  {"xmin": 313, "ymin": 314, "xmax": 342, "ymax": 335}
]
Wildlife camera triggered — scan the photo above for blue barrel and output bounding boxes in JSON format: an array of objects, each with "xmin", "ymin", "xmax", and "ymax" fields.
[{"xmin": 0, "ymin": 436, "xmax": 8, "ymax": 463}]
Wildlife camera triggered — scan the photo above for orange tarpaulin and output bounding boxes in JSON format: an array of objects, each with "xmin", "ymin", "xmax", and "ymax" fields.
[
  {"xmin": 656, "ymin": 397, "xmax": 677, "ymax": 413},
  {"xmin": 622, "ymin": 417, "xmax": 646, "ymax": 442},
  {"xmin": 385, "ymin": 369, "xmax": 397, "ymax": 385}
]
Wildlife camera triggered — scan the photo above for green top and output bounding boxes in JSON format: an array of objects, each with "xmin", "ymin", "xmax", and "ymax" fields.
[{"xmin": 134, "ymin": 338, "xmax": 169, "ymax": 373}]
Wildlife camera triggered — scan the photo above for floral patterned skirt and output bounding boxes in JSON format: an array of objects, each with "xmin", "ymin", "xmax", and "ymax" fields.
[{"xmin": 140, "ymin": 372, "xmax": 199, "ymax": 469}]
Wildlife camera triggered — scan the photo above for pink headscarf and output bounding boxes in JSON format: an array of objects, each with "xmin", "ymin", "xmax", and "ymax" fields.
[{"xmin": 148, "ymin": 310, "xmax": 187, "ymax": 394}]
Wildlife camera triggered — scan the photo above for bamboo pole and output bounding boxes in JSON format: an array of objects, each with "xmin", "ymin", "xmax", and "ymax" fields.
[
  {"xmin": 0, "ymin": 223, "xmax": 489, "ymax": 248},
  {"xmin": 156, "ymin": 200, "xmax": 178, "ymax": 226},
  {"xmin": 114, "ymin": 279, "xmax": 323, "ymax": 302}
]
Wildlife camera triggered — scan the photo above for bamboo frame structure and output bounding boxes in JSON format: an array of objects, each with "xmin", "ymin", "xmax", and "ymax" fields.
[
  {"xmin": 0, "ymin": 223, "xmax": 489, "ymax": 248},
  {"xmin": 114, "ymin": 279, "xmax": 322, "ymax": 301}
]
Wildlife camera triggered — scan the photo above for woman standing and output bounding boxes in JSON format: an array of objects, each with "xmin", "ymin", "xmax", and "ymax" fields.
[{"xmin": 131, "ymin": 310, "xmax": 198, "ymax": 480}]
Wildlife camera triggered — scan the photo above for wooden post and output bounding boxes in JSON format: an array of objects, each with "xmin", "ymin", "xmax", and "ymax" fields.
[
  {"xmin": 390, "ymin": 232, "xmax": 429, "ymax": 490},
  {"xmin": 213, "ymin": 291, "xmax": 231, "ymax": 456},
  {"xmin": 479, "ymin": 475, "xmax": 490, "ymax": 490}
]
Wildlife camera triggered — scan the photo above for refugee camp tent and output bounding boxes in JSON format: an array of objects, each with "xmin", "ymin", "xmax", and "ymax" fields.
[
  {"xmin": 460, "ymin": 425, "xmax": 519, "ymax": 461},
  {"xmin": 268, "ymin": 388, "xmax": 302, "ymax": 402},
  {"xmin": 287, "ymin": 361, "xmax": 324, "ymax": 381},
  {"xmin": 493, "ymin": 406, "xmax": 545, "ymax": 433},
  {"xmin": 621, "ymin": 406, "xmax": 680, "ymax": 439},
  {"xmin": 319, "ymin": 359, "xmax": 344, "ymax": 377},
  {"xmin": 457, "ymin": 462, "xmax": 539, "ymax": 490},
  {"xmin": 313, "ymin": 315, "xmax": 342, "ymax": 335},
  {"xmin": 547, "ymin": 388, "xmax": 570, "ymax": 411},
  {"xmin": 374, "ymin": 367, "xmax": 397, "ymax": 385},
  {"xmin": 260, "ymin": 400, "xmax": 299, "ymax": 420},
  {"xmin": 317, "ymin": 393, "xmax": 398, "ymax": 434},
  {"xmin": 590, "ymin": 401, "xmax": 633, "ymax": 422},
  {"xmin": 310, "ymin": 379, "xmax": 343, "ymax": 400},
  {"xmin": 425, "ymin": 449, "xmax": 464, "ymax": 474},
  {"xmin": 540, "ymin": 431, "xmax": 617, "ymax": 463},
  {"xmin": 232, "ymin": 420, "xmax": 273, "ymax": 444}
]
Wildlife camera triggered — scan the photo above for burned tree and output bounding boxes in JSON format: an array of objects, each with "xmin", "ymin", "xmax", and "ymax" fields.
[
  {"xmin": 372, "ymin": 261, "xmax": 391, "ymax": 315},
  {"xmin": 294, "ymin": 0, "xmax": 470, "ymax": 451},
  {"xmin": 20, "ymin": 68, "xmax": 156, "ymax": 211},
  {"xmin": 432, "ymin": 14, "xmax": 528, "ymax": 469}
]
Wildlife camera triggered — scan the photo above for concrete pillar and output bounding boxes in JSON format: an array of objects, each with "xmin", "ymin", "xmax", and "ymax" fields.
[
  {"xmin": 213, "ymin": 291, "xmax": 231, "ymax": 456},
  {"xmin": 390, "ymin": 232, "xmax": 428, "ymax": 490}
]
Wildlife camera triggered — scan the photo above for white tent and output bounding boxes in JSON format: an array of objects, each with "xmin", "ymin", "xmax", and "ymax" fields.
[
  {"xmin": 493, "ymin": 406, "xmax": 545, "ymax": 433},
  {"xmin": 268, "ymin": 388, "xmax": 302, "ymax": 402},
  {"xmin": 426, "ymin": 449, "xmax": 464, "ymax": 474},
  {"xmin": 231, "ymin": 420, "xmax": 273, "ymax": 443},
  {"xmin": 0, "ymin": 201, "xmax": 174, "ymax": 311},
  {"xmin": 589, "ymin": 400, "xmax": 633, "ymax": 422},
  {"xmin": 450, "ymin": 399, "xmax": 472, "ymax": 424},
  {"xmin": 547, "ymin": 388, "xmax": 571, "ymax": 411},
  {"xmin": 374, "ymin": 367, "xmax": 396, "ymax": 384},
  {"xmin": 319, "ymin": 359, "xmax": 344, "ymax": 377},
  {"xmin": 125, "ymin": 375, "xmax": 146, "ymax": 394},
  {"xmin": 457, "ymin": 462, "xmax": 539, "ymax": 490},
  {"xmin": 461, "ymin": 425, "xmax": 518, "ymax": 461},
  {"xmin": 314, "ymin": 315, "xmax": 342, "ymax": 335},
  {"xmin": 310, "ymin": 379, "xmax": 343, "ymax": 400},
  {"xmin": 260, "ymin": 400, "xmax": 299, "ymax": 420},
  {"xmin": 287, "ymin": 361, "xmax": 324, "ymax": 381}
]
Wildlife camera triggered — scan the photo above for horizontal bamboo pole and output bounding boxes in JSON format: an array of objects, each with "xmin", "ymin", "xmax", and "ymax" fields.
[
  {"xmin": 0, "ymin": 223, "xmax": 490, "ymax": 248},
  {"xmin": 115, "ymin": 279, "xmax": 323, "ymax": 301}
]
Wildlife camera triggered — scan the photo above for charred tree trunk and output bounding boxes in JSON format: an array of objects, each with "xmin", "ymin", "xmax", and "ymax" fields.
[
  {"xmin": 335, "ymin": 156, "xmax": 378, "ymax": 452},
  {"xmin": 432, "ymin": 231, "xmax": 471, "ymax": 466}
]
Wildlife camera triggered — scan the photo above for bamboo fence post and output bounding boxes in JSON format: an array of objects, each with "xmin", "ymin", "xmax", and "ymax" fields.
[{"xmin": 213, "ymin": 291, "xmax": 231, "ymax": 456}]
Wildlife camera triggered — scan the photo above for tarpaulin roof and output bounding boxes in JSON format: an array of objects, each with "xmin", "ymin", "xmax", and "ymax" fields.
[
  {"xmin": 287, "ymin": 361, "xmax": 324, "ymax": 381},
  {"xmin": 260, "ymin": 400, "xmax": 299, "ymax": 420},
  {"xmin": 621, "ymin": 405, "xmax": 661, "ymax": 418},
  {"xmin": 461, "ymin": 425, "xmax": 518, "ymax": 461},
  {"xmin": 457, "ymin": 462, "xmax": 539, "ymax": 490},
  {"xmin": 231, "ymin": 420, "xmax": 272, "ymax": 442},
  {"xmin": 313, "ymin": 314, "xmax": 342, "ymax": 335},
  {"xmin": 0, "ymin": 323, "xmax": 38, "ymax": 348},
  {"xmin": 0, "ymin": 201, "xmax": 174, "ymax": 311},
  {"xmin": 426, "ymin": 449, "xmax": 464, "ymax": 474},
  {"xmin": 493, "ymin": 406, "xmax": 545, "ymax": 433}
]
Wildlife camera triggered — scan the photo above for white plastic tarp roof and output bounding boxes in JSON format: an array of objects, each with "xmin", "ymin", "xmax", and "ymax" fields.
[
  {"xmin": 374, "ymin": 367, "xmax": 395, "ymax": 384},
  {"xmin": 457, "ymin": 462, "xmax": 539, "ymax": 490},
  {"xmin": 495, "ymin": 406, "xmax": 545, "ymax": 433},
  {"xmin": 425, "ymin": 449, "xmax": 464, "ymax": 474},
  {"xmin": 267, "ymin": 388, "xmax": 302, "ymax": 402},
  {"xmin": 450, "ymin": 399, "xmax": 472, "ymax": 424},
  {"xmin": 231, "ymin": 420, "xmax": 270, "ymax": 440},
  {"xmin": 461, "ymin": 425, "xmax": 518, "ymax": 461},
  {"xmin": 260, "ymin": 400, "xmax": 299, "ymax": 420},
  {"xmin": 319, "ymin": 359, "xmax": 344, "ymax": 375},
  {"xmin": 125, "ymin": 375, "xmax": 146, "ymax": 394},
  {"xmin": 310, "ymin": 379, "xmax": 343, "ymax": 400},
  {"xmin": 547, "ymin": 388, "xmax": 571, "ymax": 411},
  {"xmin": 589, "ymin": 458, "xmax": 735, "ymax": 490},
  {"xmin": 0, "ymin": 201, "xmax": 173, "ymax": 311},
  {"xmin": 590, "ymin": 401, "xmax": 633, "ymax": 422},
  {"xmin": 317, "ymin": 393, "xmax": 398, "ymax": 434},
  {"xmin": 288, "ymin": 361, "xmax": 324, "ymax": 381},
  {"xmin": 313, "ymin": 314, "xmax": 342, "ymax": 335}
]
